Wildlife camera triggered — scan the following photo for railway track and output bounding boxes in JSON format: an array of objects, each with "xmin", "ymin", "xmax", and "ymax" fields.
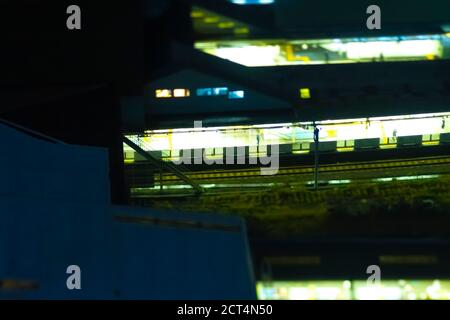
[{"xmin": 147, "ymin": 155, "xmax": 450, "ymax": 185}]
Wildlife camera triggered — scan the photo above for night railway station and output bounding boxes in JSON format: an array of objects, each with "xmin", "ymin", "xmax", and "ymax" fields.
[{"xmin": 1, "ymin": 0, "xmax": 450, "ymax": 302}]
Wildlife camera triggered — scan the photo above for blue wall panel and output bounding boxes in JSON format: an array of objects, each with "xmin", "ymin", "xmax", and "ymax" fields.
[{"xmin": 0, "ymin": 123, "xmax": 255, "ymax": 299}]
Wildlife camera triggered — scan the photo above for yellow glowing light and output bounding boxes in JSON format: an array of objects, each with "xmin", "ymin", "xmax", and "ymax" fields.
[
  {"xmin": 234, "ymin": 27, "xmax": 249, "ymax": 34},
  {"xmin": 155, "ymin": 89, "xmax": 172, "ymax": 98},
  {"xmin": 337, "ymin": 147, "xmax": 354, "ymax": 152},
  {"xmin": 257, "ymin": 280, "xmax": 450, "ymax": 300},
  {"xmin": 196, "ymin": 34, "xmax": 447, "ymax": 67},
  {"xmin": 218, "ymin": 21, "xmax": 235, "ymax": 29},
  {"xmin": 343, "ymin": 281, "xmax": 352, "ymax": 290},
  {"xmin": 380, "ymin": 144, "xmax": 397, "ymax": 149},
  {"xmin": 202, "ymin": 45, "xmax": 281, "ymax": 66},
  {"xmin": 297, "ymin": 56, "xmax": 311, "ymax": 62},
  {"xmin": 422, "ymin": 141, "xmax": 439, "ymax": 146},
  {"xmin": 204, "ymin": 16, "xmax": 220, "ymax": 23},
  {"xmin": 300, "ymin": 88, "xmax": 311, "ymax": 99},
  {"xmin": 292, "ymin": 150, "xmax": 310, "ymax": 155},
  {"xmin": 173, "ymin": 89, "xmax": 190, "ymax": 97},
  {"xmin": 128, "ymin": 112, "xmax": 450, "ymax": 156},
  {"xmin": 191, "ymin": 10, "xmax": 204, "ymax": 18}
]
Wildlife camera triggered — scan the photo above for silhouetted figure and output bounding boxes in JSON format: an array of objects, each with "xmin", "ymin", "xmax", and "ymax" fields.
[{"xmin": 314, "ymin": 127, "xmax": 320, "ymax": 142}]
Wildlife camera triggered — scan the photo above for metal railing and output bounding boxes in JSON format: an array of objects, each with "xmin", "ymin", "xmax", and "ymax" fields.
[{"xmin": 123, "ymin": 136, "xmax": 204, "ymax": 195}]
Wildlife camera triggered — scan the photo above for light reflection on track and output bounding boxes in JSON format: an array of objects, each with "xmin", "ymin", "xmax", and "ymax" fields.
[{"xmin": 153, "ymin": 156, "xmax": 450, "ymax": 184}]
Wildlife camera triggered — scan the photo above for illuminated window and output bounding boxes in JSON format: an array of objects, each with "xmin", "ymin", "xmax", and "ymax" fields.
[
  {"xmin": 213, "ymin": 87, "xmax": 228, "ymax": 96},
  {"xmin": 218, "ymin": 22, "xmax": 235, "ymax": 29},
  {"xmin": 204, "ymin": 16, "xmax": 220, "ymax": 23},
  {"xmin": 155, "ymin": 89, "xmax": 172, "ymax": 98},
  {"xmin": 196, "ymin": 87, "xmax": 229, "ymax": 97},
  {"xmin": 173, "ymin": 89, "xmax": 190, "ymax": 98},
  {"xmin": 300, "ymin": 88, "xmax": 311, "ymax": 99},
  {"xmin": 197, "ymin": 88, "xmax": 213, "ymax": 96},
  {"xmin": 234, "ymin": 27, "xmax": 249, "ymax": 35},
  {"xmin": 195, "ymin": 33, "xmax": 447, "ymax": 67},
  {"xmin": 190, "ymin": 10, "xmax": 204, "ymax": 18},
  {"xmin": 379, "ymin": 255, "xmax": 438, "ymax": 265},
  {"xmin": 228, "ymin": 90, "xmax": 245, "ymax": 99},
  {"xmin": 257, "ymin": 279, "xmax": 450, "ymax": 300},
  {"xmin": 126, "ymin": 111, "xmax": 450, "ymax": 155},
  {"xmin": 161, "ymin": 150, "xmax": 171, "ymax": 158},
  {"xmin": 229, "ymin": 0, "xmax": 275, "ymax": 4}
]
